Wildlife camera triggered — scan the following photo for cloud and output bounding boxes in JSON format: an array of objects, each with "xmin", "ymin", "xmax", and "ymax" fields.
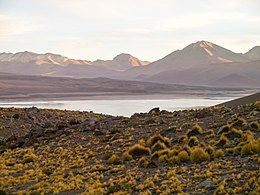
[{"xmin": 0, "ymin": 14, "xmax": 41, "ymax": 38}]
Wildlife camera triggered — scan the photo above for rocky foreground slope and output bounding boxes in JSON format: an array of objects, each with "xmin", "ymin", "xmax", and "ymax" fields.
[{"xmin": 0, "ymin": 102, "xmax": 259, "ymax": 194}]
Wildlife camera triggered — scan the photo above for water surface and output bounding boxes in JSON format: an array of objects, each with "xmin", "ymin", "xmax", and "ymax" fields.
[{"xmin": 0, "ymin": 98, "xmax": 234, "ymax": 117}]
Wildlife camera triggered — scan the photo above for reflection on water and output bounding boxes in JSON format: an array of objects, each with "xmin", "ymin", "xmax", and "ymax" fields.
[{"xmin": 0, "ymin": 98, "xmax": 233, "ymax": 117}]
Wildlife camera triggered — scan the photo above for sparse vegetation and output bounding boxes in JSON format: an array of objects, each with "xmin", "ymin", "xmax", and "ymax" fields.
[
  {"xmin": 178, "ymin": 150, "xmax": 189, "ymax": 162},
  {"xmin": 128, "ymin": 144, "xmax": 151, "ymax": 157},
  {"xmin": 186, "ymin": 124, "xmax": 203, "ymax": 137},
  {"xmin": 0, "ymin": 101, "xmax": 259, "ymax": 194},
  {"xmin": 190, "ymin": 147, "xmax": 210, "ymax": 163}
]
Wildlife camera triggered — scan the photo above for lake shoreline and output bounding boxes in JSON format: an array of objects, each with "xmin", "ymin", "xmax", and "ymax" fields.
[
  {"xmin": 0, "ymin": 92, "xmax": 247, "ymax": 103},
  {"xmin": 0, "ymin": 97, "xmax": 234, "ymax": 117}
]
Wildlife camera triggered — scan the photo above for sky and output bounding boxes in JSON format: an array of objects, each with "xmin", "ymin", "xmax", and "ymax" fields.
[{"xmin": 0, "ymin": 0, "xmax": 259, "ymax": 61}]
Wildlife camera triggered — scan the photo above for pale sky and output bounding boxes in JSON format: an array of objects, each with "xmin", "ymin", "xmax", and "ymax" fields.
[{"xmin": 0, "ymin": 0, "xmax": 259, "ymax": 61}]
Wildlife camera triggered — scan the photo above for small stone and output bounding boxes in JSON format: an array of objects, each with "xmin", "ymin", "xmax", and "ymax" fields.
[
  {"xmin": 12, "ymin": 113, "xmax": 20, "ymax": 119},
  {"xmin": 198, "ymin": 180, "xmax": 214, "ymax": 189},
  {"xmin": 148, "ymin": 107, "xmax": 160, "ymax": 114},
  {"xmin": 93, "ymin": 129, "xmax": 104, "ymax": 136}
]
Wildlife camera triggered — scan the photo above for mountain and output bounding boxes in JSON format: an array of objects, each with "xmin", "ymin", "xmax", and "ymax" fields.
[
  {"xmin": 122, "ymin": 41, "xmax": 260, "ymax": 88},
  {"xmin": 93, "ymin": 53, "xmax": 150, "ymax": 71},
  {"xmin": 145, "ymin": 60, "xmax": 260, "ymax": 87},
  {"xmin": 0, "ymin": 52, "xmax": 149, "ymax": 77},
  {"xmin": 125, "ymin": 40, "xmax": 249, "ymax": 76},
  {"xmin": 245, "ymin": 46, "xmax": 260, "ymax": 61},
  {"xmin": 0, "ymin": 41, "xmax": 259, "ymax": 88},
  {"xmin": 0, "ymin": 51, "xmax": 91, "ymax": 66}
]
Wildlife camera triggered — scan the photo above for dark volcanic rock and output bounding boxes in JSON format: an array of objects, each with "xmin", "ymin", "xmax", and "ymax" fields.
[{"xmin": 148, "ymin": 107, "xmax": 160, "ymax": 114}]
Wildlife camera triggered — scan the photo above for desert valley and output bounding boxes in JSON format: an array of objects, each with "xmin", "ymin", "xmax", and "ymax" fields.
[
  {"xmin": 0, "ymin": 40, "xmax": 259, "ymax": 194},
  {"xmin": 0, "ymin": 0, "xmax": 260, "ymax": 194}
]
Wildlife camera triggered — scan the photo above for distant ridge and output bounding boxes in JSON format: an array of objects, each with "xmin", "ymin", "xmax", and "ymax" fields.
[
  {"xmin": 0, "ymin": 40, "xmax": 259, "ymax": 87},
  {"xmin": 217, "ymin": 92, "xmax": 260, "ymax": 107}
]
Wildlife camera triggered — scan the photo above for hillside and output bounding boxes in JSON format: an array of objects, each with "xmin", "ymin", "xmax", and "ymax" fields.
[
  {"xmin": 0, "ymin": 100, "xmax": 259, "ymax": 194},
  {"xmin": 218, "ymin": 92, "xmax": 260, "ymax": 107},
  {"xmin": 1, "ymin": 72, "xmax": 253, "ymax": 101}
]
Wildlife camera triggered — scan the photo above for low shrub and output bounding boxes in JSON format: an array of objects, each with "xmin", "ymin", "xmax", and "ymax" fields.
[
  {"xmin": 138, "ymin": 157, "xmax": 149, "ymax": 168},
  {"xmin": 214, "ymin": 149, "xmax": 224, "ymax": 158},
  {"xmin": 178, "ymin": 150, "xmax": 189, "ymax": 162},
  {"xmin": 233, "ymin": 117, "xmax": 247, "ymax": 127},
  {"xmin": 108, "ymin": 154, "xmax": 121, "ymax": 164},
  {"xmin": 190, "ymin": 147, "xmax": 210, "ymax": 163},
  {"xmin": 182, "ymin": 145, "xmax": 191, "ymax": 155},
  {"xmin": 168, "ymin": 149, "xmax": 178, "ymax": 157},
  {"xmin": 186, "ymin": 124, "xmax": 203, "ymax": 137},
  {"xmin": 205, "ymin": 145, "xmax": 215, "ymax": 157},
  {"xmin": 157, "ymin": 149, "xmax": 170, "ymax": 157},
  {"xmin": 128, "ymin": 144, "xmax": 151, "ymax": 158},
  {"xmin": 241, "ymin": 140, "xmax": 260, "ymax": 156},
  {"xmin": 147, "ymin": 134, "xmax": 170, "ymax": 146},
  {"xmin": 158, "ymin": 154, "xmax": 168, "ymax": 163},
  {"xmin": 188, "ymin": 136, "xmax": 199, "ymax": 147},
  {"xmin": 168, "ymin": 156, "xmax": 180, "ymax": 165},
  {"xmin": 151, "ymin": 141, "xmax": 167, "ymax": 153},
  {"xmin": 250, "ymin": 121, "xmax": 259, "ymax": 129},
  {"xmin": 218, "ymin": 125, "xmax": 231, "ymax": 135},
  {"xmin": 215, "ymin": 135, "xmax": 230, "ymax": 148},
  {"xmin": 122, "ymin": 151, "xmax": 133, "ymax": 161},
  {"xmin": 224, "ymin": 128, "xmax": 242, "ymax": 139},
  {"xmin": 22, "ymin": 154, "xmax": 37, "ymax": 164},
  {"xmin": 243, "ymin": 130, "xmax": 254, "ymax": 142}
]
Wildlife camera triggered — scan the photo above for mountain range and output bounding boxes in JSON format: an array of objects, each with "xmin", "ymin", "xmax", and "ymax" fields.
[{"xmin": 0, "ymin": 40, "xmax": 259, "ymax": 88}]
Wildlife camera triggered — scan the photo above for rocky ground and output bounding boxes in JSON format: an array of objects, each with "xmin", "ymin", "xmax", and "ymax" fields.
[{"xmin": 0, "ymin": 101, "xmax": 259, "ymax": 194}]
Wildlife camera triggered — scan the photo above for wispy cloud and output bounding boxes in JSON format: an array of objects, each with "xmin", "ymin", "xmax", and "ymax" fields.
[{"xmin": 0, "ymin": 14, "xmax": 41, "ymax": 38}]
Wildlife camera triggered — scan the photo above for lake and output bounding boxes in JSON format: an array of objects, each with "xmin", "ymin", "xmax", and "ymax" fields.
[{"xmin": 0, "ymin": 98, "xmax": 233, "ymax": 117}]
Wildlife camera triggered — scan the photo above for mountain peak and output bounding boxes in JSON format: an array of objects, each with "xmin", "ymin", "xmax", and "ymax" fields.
[
  {"xmin": 245, "ymin": 46, "xmax": 260, "ymax": 60},
  {"xmin": 113, "ymin": 53, "xmax": 133, "ymax": 61},
  {"xmin": 193, "ymin": 40, "xmax": 215, "ymax": 48},
  {"xmin": 93, "ymin": 53, "xmax": 150, "ymax": 71}
]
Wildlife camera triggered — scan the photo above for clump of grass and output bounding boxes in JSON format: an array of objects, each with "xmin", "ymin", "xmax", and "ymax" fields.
[
  {"xmin": 122, "ymin": 151, "xmax": 133, "ymax": 161},
  {"xmin": 151, "ymin": 141, "xmax": 167, "ymax": 153},
  {"xmin": 224, "ymin": 128, "xmax": 242, "ymax": 139},
  {"xmin": 205, "ymin": 145, "xmax": 215, "ymax": 157},
  {"xmin": 199, "ymin": 141, "xmax": 206, "ymax": 148},
  {"xmin": 215, "ymin": 135, "xmax": 230, "ymax": 148},
  {"xmin": 178, "ymin": 135, "xmax": 188, "ymax": 144},
  {"xmin": 22, "ymin": 153, "xmax": 37, "ymax": 164},
  {"xmin": 188, "ymin": 136, "xmax": 199, "ymax": 147},
  {"xmin": 168, "ymin": 156, "xmax": 180, "ymax": 165},
  {"xmin": 186, "ymin": 124, "xmax": 203, "ymax": 137},
  {"xmin": 108, "ymin": 154, "xmax": 121, "ymax": 164},
  {"xmin": 168, "ymin": 149, "xmax": 178, "ymax": 157},
  {"xmin": 190, "ymin": 147, "xmax": 210, "ymax": 163},
  {"xmin": 138, "ymin": 139, "xmax": 146, "ymax": 146},
  {"xmin": 204, "ymin": 129, "xmax": 215, "ymax": 138},
  {"xmin": 218, "ymin": 125, "xmax": 231, "ymax": 135},
  {"xmin": 233, "ymin": 117, "xmax": 247, "ymax": 127},
  {"xmin": 157, "ymin": 149, "xmax": 169, "ymax": 157},
  {"xmin": 214, "ymin": 149, "xmax": 224, "ymax": 158},
  {"xmin": 250, "ymin": 121, "xmax": 259, "ymax": 129},
  {"xmin": 138, "ymin": 157, "xmax": 149, "ymax": 168},
  {"xmin": 128, "ymin": 144, "xmax": 151, "ymax": 158},
  {"xmin": 243, "ymin": 130, "xmax": 254, "ymax": 142},
  {"xmin": 147, "ymin": 134, "xmax": 170, "ymax": 147},
  {"xmin": 178, "ymin": 150, "xmax": 189, "ymax": 162},
  {"xmin": 182, "ymin": 144, "xmax": 191, "ymax": 155},
  {"xmin": 158, "ymin": 154, "xmax": 168, "ymax": 163},
  {"xmin": 241, "ymin": 140, "xmax": 260, "ymax": 156}
]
